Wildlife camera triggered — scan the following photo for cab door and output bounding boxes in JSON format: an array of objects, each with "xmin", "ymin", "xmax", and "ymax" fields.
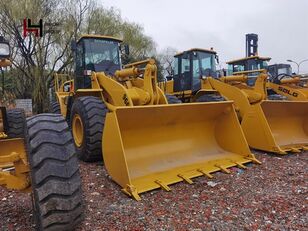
[
  {"xmin": 191, "ymin": 53, "xmax": 201, "ymax": 92},
  {"xmin": 173, "ymin": 53, "xmax": 192, "ymax": 92}
]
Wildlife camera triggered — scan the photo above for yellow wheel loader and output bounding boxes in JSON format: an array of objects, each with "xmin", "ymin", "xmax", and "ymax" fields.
[
  {"xmin": 266, "ymin": 64, "xmax": 308, "ymax": 101},
  {"xmin": 52, "ymin": 35, "xmax": 259, "ymax": 200},
  {"xmin": 158, "ymin": 48, "xmax": 225, "ymax": 103},
  {"xmin": 0, "ymin": 37, "xmax": 83, "ymax": 230},
  {"xmin": 160, "ymin": 44, "xmax": 308, "ymax": 154},
  {"xmin": 213, "ymin": 53, "xmax": 308, "ymax": 154}
]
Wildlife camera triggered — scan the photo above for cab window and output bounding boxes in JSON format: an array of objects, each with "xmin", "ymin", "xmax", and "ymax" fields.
[
  {"xmin": 173, "ymin": 57, "xmax": 179, "ymax": 75},
  {"xmin": 181, "ymin": 57, "xmax": 190, "ymax": 74},
  {"xmin": 192, "ymin": 58, "xmax": 200, "ymax": 79}
]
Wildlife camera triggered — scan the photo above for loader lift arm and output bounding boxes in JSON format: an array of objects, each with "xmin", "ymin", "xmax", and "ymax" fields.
[
  {"xmin": 207, "ymin": 69, "xmax": 308, "ymax": 154},
  {"xmin": 267, "ymin": 65, "xmax": 308, "ymax": 100}
]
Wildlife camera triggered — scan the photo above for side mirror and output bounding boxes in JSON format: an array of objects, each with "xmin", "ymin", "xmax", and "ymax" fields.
[
  {"xmin": 0, "ymin": 36, "xmax": 10, "ymax": 59},
  {"xmin": 120, "ymin": 44, "xmax": 130, "ymax": 57},
  {"xmin": 71, "ymin": 40, "xmax": 77, "ymax": 52},
  {"xmin": 124, "ymin": 44, "xmax": 130, "ymax": 56}
]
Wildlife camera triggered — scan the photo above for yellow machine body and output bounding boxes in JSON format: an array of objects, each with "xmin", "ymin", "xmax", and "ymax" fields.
[
  {"xmin": 206, "ymin": 71, "xmax": 308, "ymax": 154},
  {"xmin": 158, "ymin": 78, "xmax": 219, "ymax": 102},
  {"xmin": 103, "ymin": 102, "xmax": 258, "ymax": 200},
  {"xmin": 74, "ymin": 60, "xmax": 258, "ymax": 200},
  {"xmin": 157, "ymin": 48, "xmax": 221, "ymax": 102},
  {"xmin": 54, "ymin": 43, "xmax": 258, "ymax": 199},
  {"xmin": 0, "ymin": 56, "xmax": 30, "ymax": 191},
  {"xmin": 0, "ymin": 138, "xmax": 30, "ymax": 190},
  {"xmin": 267, "ymin": 77, "xmax": 308, "ymax": 101},
  {"xmin": 53, "ymin": 73, "xmax": 74, "ymax": 116}
]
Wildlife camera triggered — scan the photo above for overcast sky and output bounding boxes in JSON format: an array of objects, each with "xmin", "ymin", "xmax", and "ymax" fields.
[{"xmin": 101, "ymin": 0, "xmax": 308, "ymax": 73}]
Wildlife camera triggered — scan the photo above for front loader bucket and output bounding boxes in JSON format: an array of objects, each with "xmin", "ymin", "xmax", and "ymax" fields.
[
  {"xmin": 0, "ymin": 138, "xmax": 26, "ymax": 168},
  {"xmin": 241, "ymin": 100, "xmax": 308, "ymax": 154},
  {"xmin": 103, "ymin": 102, "xmax": 259, "ymax": 200}
]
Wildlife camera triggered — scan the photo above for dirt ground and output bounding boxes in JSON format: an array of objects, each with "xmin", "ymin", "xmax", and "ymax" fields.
[{"xmin": 0, "ymin": 151, "xmax": 307, "ymax": 231}]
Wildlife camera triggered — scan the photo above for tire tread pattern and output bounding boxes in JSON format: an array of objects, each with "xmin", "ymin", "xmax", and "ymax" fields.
[
  {"xmin": 25, "ymin": 113, "xmax": 83, "ymax": 231},
  {"xmin": 7, "ymin": 108, "xmax": 25, "ymax": 138},
  {"xmin": 70, "ymin": 96, "xmax": 108, "ymax": 162},
  {"xmin": 49, "ymin": 101, "xmax": 61, "ymax": 114}
]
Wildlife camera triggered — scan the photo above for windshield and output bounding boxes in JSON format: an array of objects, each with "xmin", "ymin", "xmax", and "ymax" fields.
[
  {"xmin": 199, "ymin": 52, "xmax": 216, "ymax": 72},
  {"xmin": 192, "ymin": 51, "xmax": 216, "ymax": 77},
  {"xmin": 247, "ymin": 59, "xmax": 268, "ymax": 71},
  {"xmin": 278, "ymin": 67, "xmax": 292, "ymax": 75},
  {"xmin": 228, "ymin": 59, "xmax": 269, "ymax": 75},
  {"xmin": 84, "ymin": 38, "xmax": 121, "ymax": 74},
  {"xmin": 228, "ymin": 64, "xmax": 245, "ymax": 75}
]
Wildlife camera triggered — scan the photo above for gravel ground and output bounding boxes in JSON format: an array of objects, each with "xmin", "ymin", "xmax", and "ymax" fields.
[{"xmin": 0, "ymin": 152, "xmax": 307, "ymax": 230}]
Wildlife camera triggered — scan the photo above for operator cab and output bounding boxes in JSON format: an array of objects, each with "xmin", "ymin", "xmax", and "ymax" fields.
[
  {"xmin": 172, "ymin": 48, "xmax": 218, "ymax": 92},
  {"xmin": 267, "ymin": 63, "xmax": 292, "ymax": 77},
  {"xmin": 266, "ymin": 63, "xmax": 295, "ymax": 84},
  {"xmin": 227, "ymin": 56, "xmax": 271, "ymax": 85},
  {"xmin": 74, "ymin": 35, "xmax": 123, "ymax": 90}
]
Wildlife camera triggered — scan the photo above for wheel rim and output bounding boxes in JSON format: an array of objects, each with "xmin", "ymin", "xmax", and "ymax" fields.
[{"xmin": 72, "ymin": 114, "xmax": 84, "ymax": 148}]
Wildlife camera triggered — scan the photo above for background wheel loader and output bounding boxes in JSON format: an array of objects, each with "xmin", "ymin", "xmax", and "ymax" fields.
[
  {"xmin": 158, "ymin": 48, "xmax": 225, "ymax": 103},
  {"xmin": 52, "ymin": 34, "xmax": 259, "ymax": 200},
  {"xmin": 204, "ymin": 34, "xmax": 308, "ymax": 154},
  {"xmin": 0, "ymin": 36, "xmax": 83, "ymax": 230},
  {"xmin": 267, "ymin": 64, "xmax": 308, "ymax": 101}
]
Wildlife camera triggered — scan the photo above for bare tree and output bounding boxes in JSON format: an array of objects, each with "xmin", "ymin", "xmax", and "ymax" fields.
[
  {"xmin": 0, "ymin": 0, "xmax": 157, "ymax": 112},
  {"xmin": 0, "ymin": 0, "xmax": 91, "ymax": 112},
  {"xmin": 157, "ymin": 47, "xmax": 178, "ymax": 78}
]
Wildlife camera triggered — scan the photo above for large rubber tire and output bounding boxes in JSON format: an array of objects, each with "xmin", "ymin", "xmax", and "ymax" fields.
[
  {"xmin": 70, "ymin": 96, "xmax": 108, "ymax": 162},
  {"xmin": 196, "ymin": 94, "xmax": 225, "ymax": 102},
  {"xmin": 49, "ymin": 101, "xmax": 61, "ymax": 114},
  {"xmin": 25, "ymin": 114, "xmax": 83, "ymax": 231},
  {"xmin": 165, "ymin": 94, "xmax": 182, "ymax": 104},
  {"xmin": 6, "ymin": 108, "xmax": 25, "ymax": 138}
]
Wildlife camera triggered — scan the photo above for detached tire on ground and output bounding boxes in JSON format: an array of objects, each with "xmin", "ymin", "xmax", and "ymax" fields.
[
  {"xmin": 196, "ymin": 94, "xmax": 225, "ymax": 102},
  {"xmin": 25, "ymin": 114, "xmax": 83, "ymax": 231},
  {"xmin": 70, "ymin": 96, "xmax": 108, "ymax": 162},
  {"xmin": 49, "ymin": 101, "xmax": 61, "ymax": 114},
  {"xmin": 6, "ymin": 108, "xmax": 26, "ymax": 138},
  {"xmin": 165, "ymin": 94, "xmax": 182, "ymax": 104}
]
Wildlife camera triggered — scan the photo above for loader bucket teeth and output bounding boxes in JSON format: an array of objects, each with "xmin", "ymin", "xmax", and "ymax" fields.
[
  {"xmin": 197, "ymin": 169, "xmax": 214, "ymax": 179},
  {"xmin": 233, "ymin": 162, "xmax": 247, "ymax": 169},
  {"xmin": 241, "ymin": 101, "xmax": 308, "ymax": 154},
  {"xmin": 302, "ymin": 146, "xmax": 308, "ymax": 151},
  {"xmin": 245, "ymin": 157, "xmax": 262, "ymax": 165},
  {"xmin": 290, "ymin": 148, "xmax": 301, "ymax": 153},
  {"xmin": 155, "ymin": 180, "xmax": 171, "ymax": 191},
  {"xmin": 215, "ymin": 165, "xmax": 231, "ymax": 174},
  {"xmin": 103, "ymin": 102, "xmax": 258, "ymax": 200},
  {"xmin": 178, "ymin": 174, "xmax": 193, "ymax": 184}
]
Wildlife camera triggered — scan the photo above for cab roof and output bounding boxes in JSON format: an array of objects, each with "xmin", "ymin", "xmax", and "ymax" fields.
[
  {"xmin": 227, "ymin": 55, "xmax": 271, "ymax": 64},
  {"xmin": 77, "ymin": 34, "xmax": 123, "ymax": 44},
  {"xmin": 175, "ymin": 48, "xmax": 217, "ymax": 57}
]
